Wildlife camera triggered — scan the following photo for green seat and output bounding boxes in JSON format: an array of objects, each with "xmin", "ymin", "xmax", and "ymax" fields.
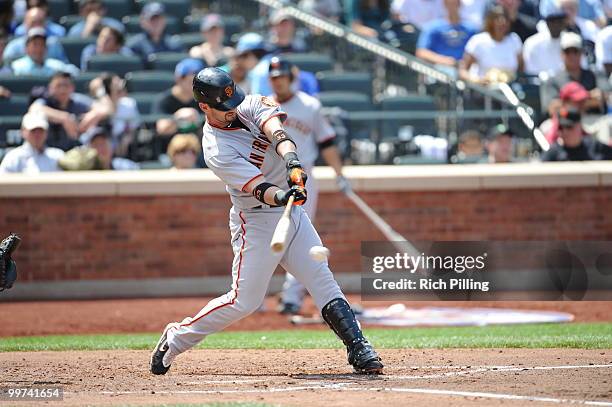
[
  {"xmin": 174, "ymin": 33, "xmax": 203, "ymax": 51},
  {"xmin": 0, "ymin": 75, "xmax": 48, "ymax": 94},
  {"xmin": 130, "ymin": 92, "xmax": 158, "ymax": 114},
  {"xmin": 0, "ymin": 116, "xmax": 24, "ymax": 147},
  {"xmin": 317, "ymin": 71, "xmax": 372, "ymax": 99},
  {"xmin": 140, "ymin": 113, "xmax": 172, "ymax": 128},
  {"xmin": 0, "ymin": 95, "xmax": 30, "ymax": 116},
  {"xmin": 221, "ymin": 15, "xmax": 246, "ymax": 43},
  {"xmin": 318, "ymin": 91, "xmax": 373, "ymax": 140},
  {"xmin": 122, "ymin": 14, "xmax": 179, "ymax": 35},
  {"xmin": 58, "ymin": 36, "xmax": 96, "ymax": 67},
  {"xmin": 283, "ymin": 52, "xmax": 333, "ymax": 74},
  {"xmin": 101, "ymin": 0, "xmax": 136, "ymax": 21},
  {"xmin": 148, "ymin": 52, "xmax": 189, "ymax": 71},
  {"xmin": 379, "ymin": 94, "xmax": 437, "ymax": 137},
  {"xmin": 48, "ymin": 0, "xmax": 74, "ymax": 23},
  {"xmin": 125, "ymin": 70, "xmax": 175, "ymax": 92},
  {"xmin": 87, "ymin": 54, "xmax": 144, "ymax": 76},
  {"xmin": 73, "ymin": 71, "xmax": 106, "ymax": 94},
  {"xmin": 59, "ymin": 14, "xmax": 83, "ymax": 31}
]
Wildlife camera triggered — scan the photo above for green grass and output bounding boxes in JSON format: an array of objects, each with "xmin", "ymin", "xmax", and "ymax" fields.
[{"xmin": 1, "ymin": 323, "xmax": 611, "ymax": 352}]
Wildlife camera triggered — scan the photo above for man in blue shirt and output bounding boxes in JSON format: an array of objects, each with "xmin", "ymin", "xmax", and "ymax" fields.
[
  {"xmin": 10, "ymin": 28, "xmax": 79, "ymax": 77},
  {"xmin": 68, "ymin": 0, "xmax": 125, "ymax": 38},
  {"xmin": 416, "ymin": 0, "xmax": 478, "ymax": 71},
  {"xmin": 126, "ymin": 2, "xmax": 183, "ymax": 62},
  {"xmin": 14, "ymin": 6, "xmax": 65, "ymax": 38}
]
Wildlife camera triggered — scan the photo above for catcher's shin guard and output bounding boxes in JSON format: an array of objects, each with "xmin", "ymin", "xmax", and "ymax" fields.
[{"xmin": 321, "ymin": 298, "xmax": 383, "ymax": 374}]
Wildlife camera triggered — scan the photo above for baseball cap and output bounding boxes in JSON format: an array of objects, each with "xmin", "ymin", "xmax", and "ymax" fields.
[
  {"xmin": 22, "ymin": 112, "xmax": 48, "ymax": 130},
  {"xmin": 235, "ymin": 32, "xmax": 267, "ymax": 55},
  {"xmin": 560, "ymin": 31, "xmax": 582, "ymax": 50},
  {"xmin": 200, "ymin": 14, "xmax": 223, "ymax": 32},
  {"xmin": 141, "ymin": 2, "xmax": 165, "ymax": 19},
  {"xmin": 557, "ymin": 107, "xmax": 581, "ymax": 127},
  {"xmin": 559, "ymin": 81, "xmax": 589, "ymax": 103},
  {"xmin": 26, "ymin": 27, "xmax": 46, "ymax": 42},
  {"xmin": 81, "ymin": 126, "xmax": 110, "ymax": 144},
  {"xmin": 268, "ymin": 56, "xmax": 293, "ymax": 78},
  {"xmin": 269, "ymin": 8, "xmax": 293, "ymax": 25},
  {"xmin": 175, "ymin": 58, "xmax": 205, "ymax": 78},
  {"xmin": 487, "ymin": 123, "xmax": 514, "ymax": 140}
]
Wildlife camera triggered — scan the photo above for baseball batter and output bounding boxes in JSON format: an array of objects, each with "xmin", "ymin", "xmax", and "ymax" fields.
[
  {"xmin": 267, "ymin": 56, "xmax": 350, "ymax": 315},
  {"xmin": 150, "ymin": 67, "xmax": 383, "ymax": 375}
]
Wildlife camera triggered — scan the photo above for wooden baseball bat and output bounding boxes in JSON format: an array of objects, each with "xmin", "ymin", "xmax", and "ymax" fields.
[{"xmin": 270, "ymin": 194, "xmax": 295, "ymax": 253}]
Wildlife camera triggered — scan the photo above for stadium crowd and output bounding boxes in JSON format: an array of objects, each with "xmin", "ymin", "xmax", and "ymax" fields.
[{"xmin": 0, "ymin": 0, "xmax": 610, "ymax": 173}]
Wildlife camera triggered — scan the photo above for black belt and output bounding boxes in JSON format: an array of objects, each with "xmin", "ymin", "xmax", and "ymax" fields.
[{"xmin": 252, "ymin": 204, "xmax": 281, "ymax": 209}]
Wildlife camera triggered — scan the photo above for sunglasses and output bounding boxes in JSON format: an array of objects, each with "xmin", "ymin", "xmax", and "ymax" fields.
[{"xmin": 175, "ymin": 148, "xmax": 197, "ymax": 155}]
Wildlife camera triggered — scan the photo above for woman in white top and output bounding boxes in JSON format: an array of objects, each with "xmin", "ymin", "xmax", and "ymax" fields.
[{"xmin": 460, "ymin": 5, "xmax": 523, "ymax": 84}]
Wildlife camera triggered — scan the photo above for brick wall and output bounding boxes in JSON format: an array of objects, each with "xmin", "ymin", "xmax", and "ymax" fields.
[{"xmin": 2, "ymin": 184, "xmax": 611, "ymax": 282}]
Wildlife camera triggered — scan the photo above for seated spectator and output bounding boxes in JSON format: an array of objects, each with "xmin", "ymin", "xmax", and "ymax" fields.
[
  {"xmin": 189, "ymin": 14, "xmax": 234, "ymax": 67},
  {"xmin": 488, "ymin": 0, "xmax": 537, "ymax": 42},
  {"xmin": 80, "ymin": 25, "xmax": 133, "ymax": 70},
  {"xmin": 68, "ymin": 0, "xmax": 124, "ymax": 38},
  {"xmin": 391, "ymin": 0, "xmax": 444, "ymax": 30},
  {"xmin": 167, "ymin": 133, "xmax": 200, "ymax": 169},
  {"xmin": 29, "ymin": 71, "xmax": 102, "ymax": 150},
  {"xmin": 126, "ymin": 2, "xmax": 183, "ymax": 62},
  {"xmin": 234, "ymin": 32, "xmax": 273, "ymax": 95},
  {"xmin": 298, "ymin": 0, "xmax": 342, "ymax": 20},
  {"xmin": 0, "ymin": 112, "xmax": 64, "ymax": 173},
  {"xmin": 595, "ymin": 25, "xmax": 611, "ymax": 76},
  {"xmin": 84, "ymin": 127, "xmax": 139, "ymax": 170},
  {"xmin": 540, "ymin": 0, "xmax": 607, "ymax": 28},
  {"xmin": 14, "ymin": 3, "xmax": 65, "ymax": 37},
  {"xmin": 540, "ymin": 31, "xmax": 608, "ymax": 116},
  {"xmin": 450, "ymin": 129, "xmax": 486, "ymax": 162},
  {"xmin": 268, "ymin": 9, "xmax": 308, "ymax": 53},
  {"xmin": 484, "ymin": 124, "xmax": 515, "ymax": 162},
  {"xmin": 344, "ymin": 0, "xmax": 391, "ymax": 38},
  {"xmin": 523, "ymin": 8, "xmax": 567, "ymax": 76},
  {"xmin": 11, "ymin": 28, "xmax": 78, "ymax": 76},
  {"xmin": 557, "ymin": 0, "xmax": 600, "ymax": 43},
  {"xmin": 542, "ymin": 107, "xmax": 612, "ymax": 161},
  {"xmin": 416, "ymin": 0, "xmax": 478, "ymax": 72},
  {"xmin": 460, "ymin": 6, "xmax": 523, "ymax": 84},
  {"xmin": 460, "ymin": 0, "xmax": 488, "ymax": 29},
  {"xmin": 0, "ymin": 0, "xmax": 15, "ymax": 34},
  {"xmin": 88, "ymin": 73, "xmax": 141, "ymax": 156},
  {"xmin": 3, "ymin": 7, "xmax": 67, "ymax": 62},
  {"xmin": 152, "ymin": 58, "xmax": 203, "ymax": 115}
]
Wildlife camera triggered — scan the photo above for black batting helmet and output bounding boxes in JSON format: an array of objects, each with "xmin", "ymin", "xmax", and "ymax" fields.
[
  {"xmin": 268, "ymin": 56, "xmax": 294, "ymax": 81},
  {"xmin": 192, "ymin": 67, "xmax": 245, "ymax": 111}
]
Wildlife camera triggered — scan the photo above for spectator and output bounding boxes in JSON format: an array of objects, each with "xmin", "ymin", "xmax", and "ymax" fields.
[
  {"xmin": 83, "ymin": 127, "xmax": 139, "ymax": 170},
  {"xmin": 540, "ymin": 31, "xmax": 608, "ymax": 116},
  {"xmin": 67, "ymin": 0, "xmax": 124, "ymax": 38},
  {"xmin": 28, "ymin": 71, "xmax": 103, "ymax": 150},
  {"xmin": 460, "ymin": 6, "xmax": 523, "ymax": 84},
  {"xmin": 223, "ymin": 53, "xmax": 250, "ymax": 92},
  {"xmin": 540, "ymin": 0, "xmax": 606, "ymax": 28},
  {"xmin": 298, "ymin": 0, "xmax": 342, "ymax": 20},
  {"xmin": 10, "ymin": 28, "xmax": 78, "ymax": 76},
  {"xmin": 14, "ymin": 4, "xmax": 65, "ymax": 37},
  {"xmin": 488, "ymin": 0, "xmax": 538, "ymax": 42},
  {"xmin": 541, "ymin": 81, "xmax": 589, "ymax": 143},
  {"xmin": 450, "ymin": 129, "xmax": 486, "ymax": 162},
  {"xmin": 3, "ymin": 6, "xmax": 66, "ymax": 62},
  {"xmin": 391, "ymin": 0, "xmax": 444, "ymax": 30},
  {"xmin": 0, "ymin": 27, "xmax": 10, "ymax": 73},
  {"xmin": 88, "ymin": 73, "xmax": 141, "ymax": 156},
  {"xmin": 461, "ymin": 0, "xmax": 489, "ymax": 28},
  {"xmin": 233, "ymin": 32, "xmax": 272, "ymax": 94},
  {"xmin": 522, "ymin": 9, "xmax": 567, "ymax": 76},
  {"xmin": 485, "ymin": 124, "xmax": 515, "ymax": 162},
  {"xmin": 268, "ymin": 8, "xmax": 308, "ymax": 53},
  {"xmin": 541, "ymin": 107, "xmax": 612, "ymax": 161},
  {"xmin": 155, "ymin": 107, "xmax": 202, "ymax": 156},
  {"xmin": 152, "ymin": 58, "xmax": 203, "ymax": 115},
  {"xmin": 189, "ymin": 14, "xmax": 233, "ymax": 67},
  {"xmin": 0, "ymin": 0, "xmax": 16, "ymax": 34},
  {"xmin": 0, "ymin": 112, "xmax": 64, "ymax": 173},
  {"xmin": 126, "ymin": 2, "xmax": 183, "ymax": 62},
  {"xmin": 344, "ymin": 0, "xmax": 391, "ymax": 38},
  {"xmin": 80, "ymin": 25, "xmax": 133, "ymax": 70},
  {"xmin": 556, "ymin": 0, "xmax": 600, "ymax": 43},
  {"xmin": 166, "ymin": 133, "xmax": 200, "ymax": 169},
  {"xmin": 416, "ymin": 0, "xmax": 478, "ymax": 72},
  {"xmin": 595, "ymin": 25, "xmax": 611, "ymax": 76}
]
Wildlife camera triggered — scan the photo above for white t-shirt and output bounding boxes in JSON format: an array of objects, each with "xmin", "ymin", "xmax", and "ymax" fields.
[
  {"xmin": 596, "ymin": 25, "xmax": 612, "ymax": 71},
  {"xmin": 464, "ymin": 32, "xmax": 523, "ymax": 79},
  {"xmin": 0, "ymin": 142, "xmax": 63, "ymax": 173},
  {"xmin": 523, "ymin": 31, "xmax": 563, "ymax": 76},
  {"xmin": 391, "ymin": 0, "xmax": 445, "ymax": 29},
  {"xmin": 273, "ymin": 91, "xmax": 335, "ymax": 170}
]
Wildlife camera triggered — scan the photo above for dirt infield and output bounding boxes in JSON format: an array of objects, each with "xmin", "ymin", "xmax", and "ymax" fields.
[
  {"xmin": 2, "ymin": 349, "xmax": 611, "ymax": 406},
  {"xmin": 2, "ymin": 295, "xmax": 612, "ymax": 337}
]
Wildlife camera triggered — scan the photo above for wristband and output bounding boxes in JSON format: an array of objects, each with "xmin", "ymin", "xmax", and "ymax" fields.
[
  {"xmin": 272, "ymin": 129, "xmax": 296, "ymax": 153},
  {"xmin": 253, "ymin": 182, "xmax": 276, "ymax": 204}
]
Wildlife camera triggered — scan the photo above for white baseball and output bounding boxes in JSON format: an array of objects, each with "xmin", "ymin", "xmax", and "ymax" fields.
[{"xmin": 309, "ymin": 246, "xmax": 330, "ymax": 261}]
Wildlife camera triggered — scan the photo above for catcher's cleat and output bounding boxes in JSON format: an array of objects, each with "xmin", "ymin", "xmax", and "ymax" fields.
[
  {"xmin": 321, "ymin": 298, "xmax": 384, "ymax": 375},
  {"xmin": 278, "ymin": 302, "xmax": 301, "ymax": 315},
  {"xmin": 150, "ymin": 323, "xmax": 179, "ymax": 375}
]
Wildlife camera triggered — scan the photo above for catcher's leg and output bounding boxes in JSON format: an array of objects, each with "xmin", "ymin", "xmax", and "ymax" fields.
[{"xmin": 152, "ymin": 208, "xmax": 283, "ymax": 374}]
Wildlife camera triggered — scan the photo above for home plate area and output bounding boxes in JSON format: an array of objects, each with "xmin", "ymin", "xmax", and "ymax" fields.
[{"xmin": 3, "ymin": 348, "xmax": 612, "ymax": 406}]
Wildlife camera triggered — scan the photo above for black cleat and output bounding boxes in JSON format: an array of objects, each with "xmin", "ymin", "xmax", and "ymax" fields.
[
  {"xmin": 348, "ymin": 339, "xmax": 384, "ymax": 374},
  {"xmin": 150, "ymin": 323, "xmax": 178, "ymax": 375}
]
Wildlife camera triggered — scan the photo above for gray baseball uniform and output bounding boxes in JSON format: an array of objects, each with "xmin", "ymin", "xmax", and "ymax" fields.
[
  {"xmin": 274, "ymin": 91, "xmax": 336, "ymax": 307},
  {"xmin": 166, "ymin": 94, "xmax": 345, "ymax": 355}
]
